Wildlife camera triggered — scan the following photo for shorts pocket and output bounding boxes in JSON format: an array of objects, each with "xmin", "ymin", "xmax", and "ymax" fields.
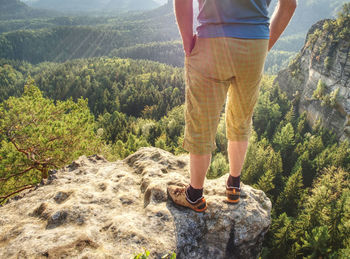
[{"xmin": 188, "ymin": 34, "xmax": 199, "ymax": 57}]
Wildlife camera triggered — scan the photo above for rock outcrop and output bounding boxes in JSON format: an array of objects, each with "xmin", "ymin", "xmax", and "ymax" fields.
[
  {"xmin": 275, "ymin": 18, "xmax": 350, "ymax": 140},
  {"xmin": 0, "ymin": 147, "xmax": 271, "ymax": 259}
]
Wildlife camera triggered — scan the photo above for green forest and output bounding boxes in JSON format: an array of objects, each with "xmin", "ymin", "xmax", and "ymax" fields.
[{"xmin": 1, "ymin": 0, "xmax": 350, "ymax": 258}]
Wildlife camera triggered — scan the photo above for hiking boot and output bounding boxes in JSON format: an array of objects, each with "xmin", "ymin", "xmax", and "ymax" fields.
[
  {"xmin": 167, "ymin": 185, "xmax": 207, "ymax": 212},
  {"xmin": 226, "ymin": 186, "xmax": 240, "ymax": 204}
]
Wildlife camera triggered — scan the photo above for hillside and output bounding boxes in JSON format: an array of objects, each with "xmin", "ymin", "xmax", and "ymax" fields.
[
  {"xmin": 0, "ymin": 0, "xmax": 57, "ymax": 20},
  {"xmin": 0, "ymin": 0, "xmax": 29, "ymax": 12},
  {"xmin": 0, "ymin": 0, "xmax": 31, "ymax": 20},
  {"xmin": 0, "ymin": 24, "xmax": 178, "ymax": 63},
  {"xmin": 266, "ymin": 0, "xmax": 348, "ymax": 73},
  {"xmin": 0, "ymin": 57, "xmax": 185, "ymax": 118},
  {"xmin": 109, "ymin": 41, "xmax": 184, "ymax": 67},
  {"xmin": 0, "ymin": 0, "xmax": 179, "ymax": 64},
  {"xmin": 275, "ymin": 4, "xmax": 350, "ymax": 140},
  {"xmin": 28, "ymin": 0, "xmax": 160, "ymax": 13}
]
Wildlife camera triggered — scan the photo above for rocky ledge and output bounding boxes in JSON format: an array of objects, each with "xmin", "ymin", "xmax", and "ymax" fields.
[{"xmin": 0, "ymin": 147, "xmax": 271, "ymax": 259}]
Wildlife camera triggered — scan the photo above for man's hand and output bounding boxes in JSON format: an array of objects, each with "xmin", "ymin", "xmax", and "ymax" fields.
[
  {"xmin": 174, "ymin": 0, "xmax": 194, "ymax": 56},
  {"xmin": 269, "ymin": 0, "xmax": 297, "ymax": 51},
  {"xmin": 185, "ymin": 35, "xmax": 197, "ymax": 56}
]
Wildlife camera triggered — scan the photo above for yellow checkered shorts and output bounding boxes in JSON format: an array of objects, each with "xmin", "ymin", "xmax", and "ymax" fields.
[{"xmin": 182, "ymin": 36, "xmax": 269, "ymax": 154}]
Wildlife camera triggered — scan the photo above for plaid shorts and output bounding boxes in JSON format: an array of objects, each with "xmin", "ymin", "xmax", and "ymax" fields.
[{"xmin": 182, "ymin": 36, "xmax": 269, "ymax": 154}]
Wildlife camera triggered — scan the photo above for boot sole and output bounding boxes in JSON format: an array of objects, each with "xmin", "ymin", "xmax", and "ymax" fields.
[{"xmin": 226, "ymin": 197, "xmax": 240, "ymax": 204}]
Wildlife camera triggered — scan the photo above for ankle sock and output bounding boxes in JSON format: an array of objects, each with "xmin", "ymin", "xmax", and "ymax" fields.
[
  {"xmin": 227, "ymin": 175, "xmax": 240, "ymax": 189},
  {"xmin": 186, "ymin": 184, "xmax": 203, "ymax": 203}
]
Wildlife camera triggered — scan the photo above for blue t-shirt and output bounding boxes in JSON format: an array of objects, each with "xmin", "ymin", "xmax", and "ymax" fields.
[{"xmin": 196, "ymin": 0, "xmax": 271, "ymax": 39}]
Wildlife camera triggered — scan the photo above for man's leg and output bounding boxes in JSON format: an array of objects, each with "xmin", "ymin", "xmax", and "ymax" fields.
[
  {"xmin": 190, "ymin": 153, "xmax": 212, "ymax": 189},
  {"xmin": 226, "ymin": 140, "xmax": 248, "ymax": 190},
  {"xmin": 227, "ymin": 140, "xmax": 248, "ymax": 177},
  {"xmin": 225, "ymin": 38, "xmax": 269, "ymax": 193},
  {"xmin": 167, "ymin": 37, "xmax": 230, "ymax": 211}
]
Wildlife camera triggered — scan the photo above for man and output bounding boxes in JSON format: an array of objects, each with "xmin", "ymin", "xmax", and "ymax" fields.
[{"xmin": 168, "ymin": 0, "xmax": 297, "ymax": 212}]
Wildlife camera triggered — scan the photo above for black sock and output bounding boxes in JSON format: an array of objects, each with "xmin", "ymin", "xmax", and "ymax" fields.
[
  {"xmin": 186, "ymin": 184, "xmax": 203, "ymax": 203},
  {"xmin": 227, "ymin": 175, "xmax": 240, "ymax": 188}
]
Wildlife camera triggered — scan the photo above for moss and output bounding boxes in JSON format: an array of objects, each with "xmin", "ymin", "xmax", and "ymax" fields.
[
  {"xmin": 312, "ymin": 79, "xmax": 326, "ymax": 100},
  {"xmin": 313, "ymin": 80, "xmax": 340, "ymax": 108},
  {"xmin": 307, "ymin": 28, "xmax": 322, "ymax": 46},
  {"xmin": 318, "ymin": 42, "xmax": 328, "ymax": 56},
  {"xmin": 323, "ymin": 56, "xmax": 332, "ymax": 70},
  {"xmin": 289, "ymin": 53, "xmax": 302, "ymax": 77}
]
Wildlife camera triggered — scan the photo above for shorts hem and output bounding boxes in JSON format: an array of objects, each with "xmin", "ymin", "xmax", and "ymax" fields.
[
  {"xmin": 227, "ymin": 135, "xmax": 250, "ymax": 142},
  {"xmin": 182, "ymin": 140, "xmax": 215, "ymax": 155}
]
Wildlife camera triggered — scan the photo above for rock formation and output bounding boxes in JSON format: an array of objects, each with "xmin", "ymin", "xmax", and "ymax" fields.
[
  {"xmin": 0, "ymin": 147, "xmax": 271, "ymax": 259},
  {"xmin": 275, "ymin": 18, "xmax": 350, "ymax": 140}
]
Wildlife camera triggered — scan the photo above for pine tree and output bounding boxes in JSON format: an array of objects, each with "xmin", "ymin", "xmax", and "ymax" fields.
[
  {"xmin": 262, "ymin": 213, "xmax": 294, "ymax": 259},
  {"xmin": 293, "ymin": 167, "xmax": 350, "ymax": 257},
  {"xmin": 275, "ymin": 169, "xmax": 304, "ymax": 217},
  {"xmin": 273, "ymin": 122, "xmax": 296, "ymax": 174},
  {"xmin": 0, "ymin": 79, "xmax": 101, "ymax": 203}
]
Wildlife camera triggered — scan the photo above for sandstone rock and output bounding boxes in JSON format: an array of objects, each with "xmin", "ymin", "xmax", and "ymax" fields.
[
  {"xmin": 0, "ymin": 147, "xmax": 271, "ymax": 259},
  {"xmin": 275, "ymin": 19, "xmax": 350, "ymax": 141}
]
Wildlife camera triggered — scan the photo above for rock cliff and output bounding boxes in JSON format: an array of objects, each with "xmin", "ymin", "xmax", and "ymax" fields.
[
  {"xmin": 275, "ymin": 16, "xmax": 350, "ymax": 140},
  {"xmin": 0, "ymin": 147, "xmax": 271, "ymax": 259}
]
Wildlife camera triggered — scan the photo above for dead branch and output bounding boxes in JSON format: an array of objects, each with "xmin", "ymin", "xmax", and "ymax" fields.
[{"xmin": 0, "ymin": 184, "xmax": 36, "ymax": 203}]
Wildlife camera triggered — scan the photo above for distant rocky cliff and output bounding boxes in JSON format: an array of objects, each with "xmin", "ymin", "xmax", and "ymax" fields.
[
  {"xmin": 275, "ymin": 16, "xmax": 350, "ymax": 140},
  {"xmin": 0, "ymin": 147, "xmax": 271, "ymax": 259}
]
